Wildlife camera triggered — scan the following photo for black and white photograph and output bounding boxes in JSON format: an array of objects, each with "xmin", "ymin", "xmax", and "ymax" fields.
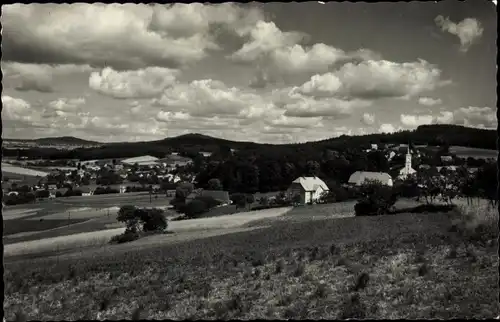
[{"xmin": 2, "ymin": 1, "xmax": 498, "ymax": 320}]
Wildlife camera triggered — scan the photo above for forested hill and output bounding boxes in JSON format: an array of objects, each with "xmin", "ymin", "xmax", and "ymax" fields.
[
  {"xmin": 4, "ymin": 136, "xmax": 101, "ymax": 146},
  {"xmin": 3, "ymin": 124, "xmax": 497, "ymax": 160}
]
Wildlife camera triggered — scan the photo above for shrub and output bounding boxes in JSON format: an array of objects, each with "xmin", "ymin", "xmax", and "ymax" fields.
[
  {"xmin": 196, "ymin": 195, "xmax": 222, "ymax": 209},
  {"xmin": 139, "ymin": 208, "xmax": 168, "ymax": 232},
  {"xmin": 184, "ymin": 199, "xmax": 210, "ymax": 218},
  {"xmin": 231, "ymin": 193, "xmax": 247, "ymax": 209},
  {"xmin": 110, "ymin": 230, "xmax": 140, "ymax": 244},
  {"xmin": 354, "ymin": 180, "xmax": 397, "ymax": 216}
]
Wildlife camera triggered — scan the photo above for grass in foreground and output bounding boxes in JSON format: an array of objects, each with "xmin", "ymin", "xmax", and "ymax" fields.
[{"xmin": 3, "ymin": 203, "xmax": 498, "ymax": 320}]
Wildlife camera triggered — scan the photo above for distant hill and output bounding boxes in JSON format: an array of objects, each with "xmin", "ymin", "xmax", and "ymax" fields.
[
  {"xmin": 2, "ymin": 124, "xmax": 497, "ymax": 160},
  {"xmin": 4, "ymin": 136, "xmax": 101, "ymax": 146}
]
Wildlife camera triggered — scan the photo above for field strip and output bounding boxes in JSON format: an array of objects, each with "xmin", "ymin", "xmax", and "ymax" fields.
[
  {"xmin": 3, "ymin": 208, "xmax": 292, "ymax": 258},
  {"xmin": 4, "ymin": 228, "xmax": 126, "ymax": 258},
  {"xmin": 3, "ymin": 217, "xmax": 102, "ymax": 239},
  {"xmin": 26, "ymin": 206, "xmax": 121, "ymax": 220},
  {"xmin": 2, "ymin": 208, "xmax": 42, "ymax": 220},
  {"xmin": 168, "ymin": 207, "xmax": 292, "ymax": 231}
]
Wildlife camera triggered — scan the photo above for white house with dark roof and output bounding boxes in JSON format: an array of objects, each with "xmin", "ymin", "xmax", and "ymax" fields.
[
  {"xmin": 287, "ymin": 176, "xmax": 329, "ymax": 205},
  {"xmin": 348, "ymin": 171, "xmax": 393, "ymax": 187}
]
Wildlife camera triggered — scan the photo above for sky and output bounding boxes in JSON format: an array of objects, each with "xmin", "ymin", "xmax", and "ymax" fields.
[{"xmin": 1, "ymin": 1, "xmax": 497, "ymax": 144}]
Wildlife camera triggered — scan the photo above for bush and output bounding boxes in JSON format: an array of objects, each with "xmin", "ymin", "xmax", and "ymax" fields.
[
  {"xmin": 231, "ymin": 193, "xmax": 247, "ymax": 209},
  {"xmin": 116, "ymin": 205, "xmax": 168, "ymax": 233},
  {"xmin": 35, "ymin": 190, "xmax": 50, "ymax": 199},
  {"xmin": 110, "ymin": 230, "xmax": 140, "ymax": 244},
  {"xmin": 139, "ymin": 208, "xmax": 168, "ymax": 232},
  {"xmin": 183, "ymin": 199, "xmax": 210, "ymax": 218},
  {"xmin": 354, "ymin": 180, "xmax": 397, "ymax": 216},
  {"xmin": 196, "ymin": 195, "xmax": 222, "ymax": 209}
]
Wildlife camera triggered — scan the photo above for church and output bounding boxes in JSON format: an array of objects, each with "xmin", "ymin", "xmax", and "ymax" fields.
[{"xmin": 398, "ymin": 146, "xmax": 417, "ymax": 180}]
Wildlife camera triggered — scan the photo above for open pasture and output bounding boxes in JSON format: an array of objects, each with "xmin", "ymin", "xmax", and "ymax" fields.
[
  {"xmin": 2, "ymin": 208, "xmax": 43, "ymax": 220},
  {"xmin": 4, "ymin": 201, "xmax": 498, "ymax": 320},
  {"xmin": 449, "ymin": 146, "xmax": 497, "ymax": 159}
]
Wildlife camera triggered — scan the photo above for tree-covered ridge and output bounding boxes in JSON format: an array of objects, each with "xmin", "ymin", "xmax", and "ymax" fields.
[{"xmin": 2, "ymin": 124, "xmax": 497, "ymax": 161}]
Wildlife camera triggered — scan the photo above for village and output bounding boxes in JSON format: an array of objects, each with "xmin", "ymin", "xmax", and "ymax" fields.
[{"xmin": 2, "ymin": 141, "xmax": 494, "ymax": 209}]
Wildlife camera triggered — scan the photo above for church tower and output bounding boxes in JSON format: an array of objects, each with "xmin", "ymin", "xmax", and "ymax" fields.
[{"xmin": 404, "ymin": 145, "xmax": 412, "ymax": 174}]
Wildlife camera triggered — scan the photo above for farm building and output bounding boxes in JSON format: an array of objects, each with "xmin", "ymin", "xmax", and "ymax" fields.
[
  {"xmin": 287, "ymin": 176, "xmax": 329, "ymax": 205},
  {"xmin": 348, "ymin": 171, "xmax": 393, "ymax": 187},
  {"xmin": 121, "ymin": 155, "xmax": 160, "ymax": 167}
]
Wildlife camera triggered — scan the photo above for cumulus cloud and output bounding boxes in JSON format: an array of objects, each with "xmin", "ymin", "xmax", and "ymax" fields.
[
  {"xmin": 156, "ymin": 111, "xmax": 191, "ymax": 122},
  {"xmin": 378, "ymin": 123, "xmax": 400, "ymax": 134},
  {"xmin": 2, "ymin": 3, "xmax": 264, "ymax": 69},
  {"xmin": 402, "ymin": 106, "xmax": 496, "ymax": 129},
  {"xmin": 265, "ymin": 114, "xmax": 323, "ymax": 129},
  {"xmin": 444, "ymin": 106, "xmax": 497, "ymax": 128},
  {"xmin": 1, "ymin": 96, "xmax": 33, "ymax": 122},
  {"xmin": 418, "ymin": 97, "xmax": 442, "ymax": 106},
  {"xmin": 1, "ymin": 62, "xmax": 93, "ymax": 92},
  {"xmin": 292, "ymin": 59, "xmax": 449, "ymax": 101},
  {"xmin": 400, "ymin": 114, "xmax": 434, "ymax": 127},
  {"xmin": 152, "ymin": 79, "xmax": 264, "ymax": 117},
  {"xmin": 435, "ymin": 16, "xmax": 484, "ymax": 52},
  {"xmin": 361, "ymin": 113, "xmax": 375, "ymax": 125},
  {"xmin": 48, "ymin": 98, "xmax": 86, "ymax": 111},
  {"xmin": 334, "ymin": 59, "xmax": 449, "ymax": 99},
  {"xmin": 89, "ymin": 67, "xmax": 179, "ymax": 99}
]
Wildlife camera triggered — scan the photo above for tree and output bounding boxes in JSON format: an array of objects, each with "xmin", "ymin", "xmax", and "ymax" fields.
[
  {"xmin": 207, "ymin": 178, "xmax": 223, "ymax": 191},
  {"xmin": 183, "ymin": 199, "xmax": 209, "ymax": 218},
  {"xmin": 231, "ymin": 193, "xmax": 247, "ymax": 209},
  {"xmin": 117, "ymin": 205, "xmax": 141, "ymax": 232},
  {"xmin": 305, "ymin": 160, "xmax": 320, "ymax": 177},
  {"xmin": 354, "ymin": 179, "xmax": 398, "ymax": 216}
]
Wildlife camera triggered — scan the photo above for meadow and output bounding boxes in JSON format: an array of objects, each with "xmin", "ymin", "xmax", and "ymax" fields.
[
  {"xmin": 3, "ymin": 199, "xmax": 498, "ymax": 320},
  {"xmin": 449, "ymin": 146, "xmax": 497, "ymax": 160}
]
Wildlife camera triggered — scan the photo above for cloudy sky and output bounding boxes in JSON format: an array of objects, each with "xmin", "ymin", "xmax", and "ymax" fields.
[{"xmin": 1, "ymin": 1, "xmax": 497, "ymax": 143}]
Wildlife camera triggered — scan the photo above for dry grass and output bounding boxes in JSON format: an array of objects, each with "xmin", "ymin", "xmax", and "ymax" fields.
[
  {"xmin": 3, "ymin": 201, "xmax": 498, "ymax": 320},
  {"xmin": 2, "ymin": 208, "xmax": 43, "ymax": 220},
  {"xmin": 29, "ymin": 207, "xmax": 120, "ymax": 220}
]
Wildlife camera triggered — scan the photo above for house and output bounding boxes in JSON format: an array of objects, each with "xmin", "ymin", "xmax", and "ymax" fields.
[
  {"xmin": 287, "ymin": 176, "xmax": 329, "ymax": 205},
  {"xmin": 398, "ymin": 146, "xmax": 417, "ymax": 180},
  {"xmin": 348, "ymin": 171, "xmax": 393, "ymax": 187},
  {"xmin": 440, "ymin": 155, "xmax": 453, "ymax": 163},
  {"xmin": 371, "ymin": 144, "xmax": 378, "ymax": 151},
  {"xmin": 200, "ymin": 151, "xmax": 212, "ymax": 157},
  {"xmin": 160, "ymin": 155, "xmax": 192, "ymax": 170},
  {"xmin": 48, "ymin": 184, "xmax": 58, "ymax": 190},
  {"xmin": 80, "ymin": 186, "xmax": 95, "ymax": 196}
]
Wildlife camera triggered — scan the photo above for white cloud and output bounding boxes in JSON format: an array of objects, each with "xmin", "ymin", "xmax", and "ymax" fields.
[
  {"xmin": 153, "ymin": 79, "xmax": 263, "ymax": 117},
  {"xmin": 435, "ymin": 16, "xmax": 484, "ymax": 52},
  {"xmin": 418, "ymin": 97, "xmax": 442, "ymax": 106},
  {"xmin": 1, "ymin": 96, "xmax": 33, "ymax": 122},
  {"xmin": 400, "ymin": 114, "xmax": 434, "ymax": 127},
  {"xmin": 1, "ymin": 62, "xmax": 93, "ymax": 92},
  {"xmin": 48, "ymin": 97, "xmax": 86, "ymax": 111},
  {"xmin": 2, "ymin": 3, "xmax": 264, "ymax": 69},
  {"xmin": 156, "ymin": 111, "xmax": 192, "ymax": 122},
  {"xmin": 334, "ymin": 59, "xmax": 449, "ymax": 99},
  {"xmin": 265, "ymin": 114, "xmax": 323, "ymax": 129},
  {"xmin": 379, "ymin": 123, "xmax": 401, "ymax": 134},
  {"xmin": 361, "ymin": 113, "xmax": 375, "ymax": 125},
  {"xmin": 89, "ymin": 67, "xmax": 179, "ymax": 99},
  {"xmin": 446, "ymin": 106, "xmax": 496, "ymax": 128},
  {"xmin": 403, "ymin": 106, "xmax": 496, "ymax": 129},
  {"xmin": 297, "ymin": 72, "xmax": 342, "ymax": 96}
]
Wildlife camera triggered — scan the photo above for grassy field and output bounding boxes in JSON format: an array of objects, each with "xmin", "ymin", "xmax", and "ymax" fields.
[
  {"xmin": 3, "ymin": 199, "xmax": 498, "ymax": 320},
  {"xmin": 449, "ymin": 146, "xmax": 497, "ymax": 159}
]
